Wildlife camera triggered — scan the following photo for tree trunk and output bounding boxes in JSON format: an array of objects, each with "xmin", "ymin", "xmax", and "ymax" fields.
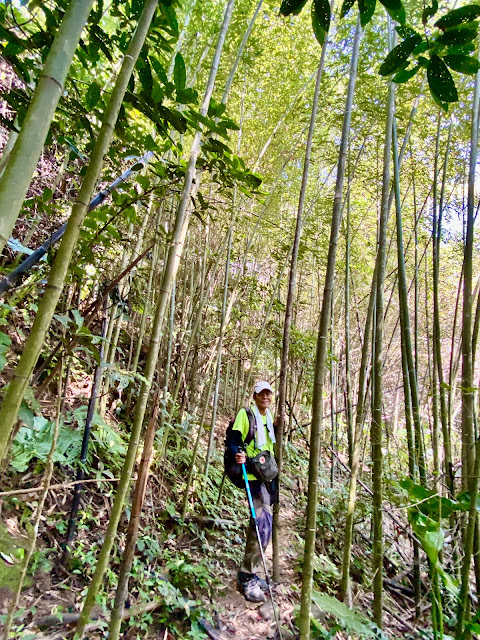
[
  {"xmin": 74, "ymin": 3, "xmax": 236, "ymax": 633},
  {"xmin": 456, "ymin": 54, "xmax": 480, "ymax": 640},
  {"xmin": 62, "ymin": 300, "xmax": 109, "ymax": 560},
  {"xmin": 107, "ymin": 392, "xmax": 161, "ymax": 640},
  {"xmin": 298, "ymin": 16, "xmax": 361, "ymax": 639},
  {"xmin": 204, "ymin": 226, "xmax": 233, "ymax": 477},
  {"xmin": 0, "ymin": 0, "xmax": 95, "ymax": 254},
  {"xmin": 0, "ymin": 0, "xmax": 159, "ymax": 465},
  {"xmin": 273, "ymin": 44, "xmax": 328, "ymax": 582},
  {"xmin": 370, "ymin": 65, "xmax": 395, "ymax": 629}
]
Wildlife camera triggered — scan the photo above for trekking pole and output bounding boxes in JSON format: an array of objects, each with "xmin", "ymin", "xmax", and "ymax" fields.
[{"xmin": 241, "ymin": 462, "xmax": 283, "ymax": 640}]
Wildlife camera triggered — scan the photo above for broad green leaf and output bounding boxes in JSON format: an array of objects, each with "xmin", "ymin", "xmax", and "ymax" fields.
[
  {"xmin": 150, "ymin": 57, "xmax": 169, "ymax": 85},
  {"xmin": 311, "ymin": 592, "xmax": 375, "ymax": 637},
  {"xmin": 359, "ymin": 0, "xmax": 376, "ymax": 27},
  {"xmin": 71, "ymin": 309, "xmax": 84, "ymax": 330},
  {"xmin": 176, "ymin": 87, "xmax": 198, "ymax": 104},
  {"xmin": 410, "ymin": 512, "xmax": 444, "ymax": 564},
  {"xmin": 53, "ymin": 313, "xmax": 71, "ymax": 329},
  {"xmin": 152, "ymin": 81, "xmax": 164, "ymax": 103},
  {"xmin": 396, "ymin": 24, "xmax": 419, "ymax": 38},
  {"xmin": 437, "ymin": 26, "xmax": 478, "ymax": 46},
  {"xmin": 379, "ymin": 34, "xmax": 422, "ymax": 76},
  {"xmin": 435, "ymin": 5, "xmax": 480, "ymax": 31},
  {"xmin": 280, "ymin": 0, "xmax": 309, "ymax": 16},
  {"xmin": 159, "ymin": 3, "xmax": 178, "ymax": 36},
  {"xmin": 173, "ymin": 53, "xmax": 186, "ymax": 91},
  {"xmin": 313, "ymin": 0, "xmax": 330, "ymax": 34},
  {"xmin": 413, "ymin": 41, "xmax": 429, "ymax": 55},
  {"xmin": 85, "ymin": 82, "xmax": 101, "ymax": 110},
  {"xmin": 138, "ymin": 58, "xmax": 153, "ymax": 96},
  {"xmin": 0, "ymin": 330, "xmax": 11, "ymax": 373},
  {"xmin": 207, "ymin": 100, "xmax": 226, "ymax": 118},
  {"xmin": 340, "ymin": 0, "xmax": 356, "ymax": 18},
  {"xmin": 157, "ymin": 105, "xmax": 187, "ymax": 133},
  {"xmin": 444, "ymin": 53, "xmax": 480, "ymax": 74},
  {"xmin": 379, "ymin": 0, "xmax": 405, "ymax": 24},
  {"xmin": 437, "ymin": 564, "xmax": 459, "ymax": 596},
  {"xmin": 446, "ymin": 43, "xmax": 476, "ymax": 55},
  {"xmin": 393, "ymin": 64, "xmax": 420, "ymax": 83},
  {"xmin": 378, "ymin": 0, "xmax": 401, "ymax": 9},
  {"xmin": 427, "ymin": 54, "xmax": 458, "ymax": 103},
  {"xmin": 311, "ymin": 4, "xmax": 326, "ymax": 44}
]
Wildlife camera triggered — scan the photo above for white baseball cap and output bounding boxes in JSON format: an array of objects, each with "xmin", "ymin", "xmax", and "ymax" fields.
[{"xmin": 253, "ymin": 380, "xmax": 274, "ymax": 394}]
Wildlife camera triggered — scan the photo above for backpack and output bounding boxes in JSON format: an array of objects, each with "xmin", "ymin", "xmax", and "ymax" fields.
[{"xmin": 224, "ymin": 407, "xmax": 256, "ymax": 488}]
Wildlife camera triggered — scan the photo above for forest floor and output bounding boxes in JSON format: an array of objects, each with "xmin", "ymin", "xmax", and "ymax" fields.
[
  {"xmin": 212, "ymin": 482, "xmax": 299, "ymax": 640},
  {"xmin": 0, "ymin": 408, "xmax": 426, "ymax": 640}
]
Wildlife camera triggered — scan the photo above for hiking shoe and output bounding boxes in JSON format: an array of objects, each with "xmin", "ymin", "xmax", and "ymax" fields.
[
  {"xmin": 243, "ymin": 577, "xmax": 267, "ymax": 603},
  {"xmin": 237, "ymin": 572, "xmax": 266, "ymax": 603},
  {"xmin": 253, "ymin": 574, "xmax": 269, "ymax": 593}
]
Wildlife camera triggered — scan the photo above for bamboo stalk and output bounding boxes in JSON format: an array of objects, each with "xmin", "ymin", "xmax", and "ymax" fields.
[
  {"xmin": 62, "ymin": 299, "xmax": 109, "ymax": 561},
  {"xmin": 108, "ymin": 392, "xmax": 161, "ymax": 639},
  {"xmin": 0, "ymin": 0, "xmax": 95, "ymax": 254},
  {"xmin": 392, "ymin": 112, "xmax": 426, "ymax": 485},
  {"xmin": 0, "ymin": 0, "xmax": 160, "ymax": 465},
  {"xmin": 370, "ymin": 55, "xmax": 395, "ymax": 628},
  {"xmin": 204, "ymin": 226, "xmax": 233, "ymax": 476},
  {"xmin": 273, "ymin": 41, "xmax": 328, "ymax": 582},
  {"xmin": 74, "ymin": 2, "xmax": 236, "ymax": 634},
  {"xmin": 298, "ymin": 16, "xmax": 362, "ymax": 639},
  {"xmin": 456, "ymin": 50, "xmax": 480, "ymax": 640}
]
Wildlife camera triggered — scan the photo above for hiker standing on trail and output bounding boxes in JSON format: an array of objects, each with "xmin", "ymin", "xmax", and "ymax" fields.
[{"xmin": 227, "ymin": 381, "xmax": 277, "ymax": 603}]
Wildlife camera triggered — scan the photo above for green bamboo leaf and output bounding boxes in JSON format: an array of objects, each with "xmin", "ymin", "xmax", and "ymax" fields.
[
  {"xmin": 173, "ymin": 53, "xmax": 186, "ymax": 90},
  {"xmin": 435, "ymin": 5, "xmax": 480, "ymax": 31},
  {"xmin": 427, "ymin": 54, "xmax": 459, "ymax": 103},
  {"xmin": 413, "ymin": 41, "xmax": 429, "ymax": 55},
  {"xmin": 311, "ymin": 2, "xmax": 325, "ymax": 45},
  {"xmin": 446, "ymin": 43, "xmax": 476, "ymax": 55},
  {"xmin": 437, "ymin": 26, "xmax": 478, "ymax": 46},
  {"xmin": 378, "ymin": 0, "xmax": 401, "ymax": 9},
  {"xmin": 396, "ymin": 24, "xmax": 419, "ymax": 38},
  {"xmin": 340, "ymin": 0, "xmax": 356, "ymax": 18},
  {"xmin": 379, "ymin": 0, "xmax": 405, "ymax": 24},
  {"xmin": 444, "ymin": 53, "xmax": 480, "ymax": 74},
  {"xmin": 280, "ymin": 0, "xmax": 309, "ymax": 16},
  {"xmin": 176, "ymin": 87, "xmax": 198, "ymax": 104},
  {"xmin": 359, "ymin": 0, "xmax": 376, "ymax": 27},
  {"xmin": 158, "ymin": 105, "xmax": 188, "ymax": 133},
  {"xmin": 159, "ymin": 3, "xmax": 178, "ymax": 36},
  {"xmin": 150, "ymin": 57, "xmax": 169, "ymax": 85},
  {"xmin": 313, "ymin": 0, "xmax": 330, "ymax": 33},
  {"xmin": 85, "ymin": 82, "xmax": 101, "ymax": 110},
  {"xmin": 379, "ymin": 34, "xmax": 422, "ymax": 76},
  {"xmin": 393, "ymin": 64, "xmax": 420, "ymax": 83}
]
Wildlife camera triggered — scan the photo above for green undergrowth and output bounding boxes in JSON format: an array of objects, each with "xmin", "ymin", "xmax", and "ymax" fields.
[{"xmin": 0, "ymin": 406, "xmax": 439, "ymax": 639}]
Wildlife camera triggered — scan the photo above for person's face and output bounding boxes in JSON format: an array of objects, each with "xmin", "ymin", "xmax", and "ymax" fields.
[{"xmin": 254, "ymin": 389, "xmax": 272, "ymax": 411}]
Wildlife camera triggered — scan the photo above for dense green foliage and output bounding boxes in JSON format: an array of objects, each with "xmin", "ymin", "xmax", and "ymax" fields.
[{"xmin": 0, "ymin": 0, "xmax": 479, "ymax": 639}]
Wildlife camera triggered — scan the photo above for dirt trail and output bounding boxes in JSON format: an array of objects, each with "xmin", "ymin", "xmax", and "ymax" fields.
[{"xmin": 213, "ymin": 485, "xmax": 300, "ymax": 640}]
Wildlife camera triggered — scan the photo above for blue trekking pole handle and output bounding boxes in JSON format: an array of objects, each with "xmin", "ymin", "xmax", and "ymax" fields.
[{"xmin": 241, "ymin": 462, "xmax": 256, "ymax": 520}]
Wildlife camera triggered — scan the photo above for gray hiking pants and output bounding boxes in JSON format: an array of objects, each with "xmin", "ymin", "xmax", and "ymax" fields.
[{"xmin": 240, "ymin": 482, "xmax": 273, "ymax": 575}]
